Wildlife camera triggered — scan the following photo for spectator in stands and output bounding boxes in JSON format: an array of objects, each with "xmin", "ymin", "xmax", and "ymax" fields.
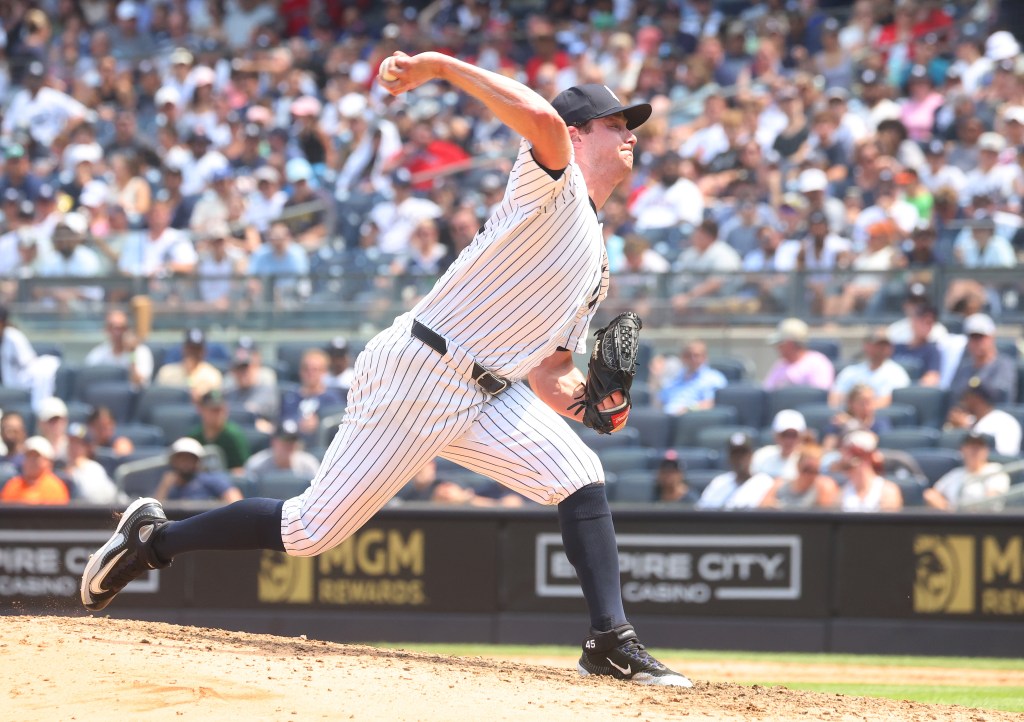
[
  {"xmin": 243, "ymin": 420, "xmax": 320, "ymax": 484},
  {"xmin": 196, "ymin": 220, "xmax": 247, "ymax": 309},
  {"xmin": 35, "ymin": 213, "xmax": 104, "ymax": 307},
  {"xmin": 368, "ymin": 168, "xmax": 443, "ymax": 257},
  {"xmin": 825, "ymin": 220, "xmax": 901, "ymax": 317},
  {"xmin": 762, "ymin": 443, "xmax": 840, "ymax": 509},
  {"xmin": 836, "ymin": 430, "xmax": 903, "ymax": 512},
  {"xmin": 118, "ymin": 198, "xmax": 198, "ymax": 278},
  {"xmin": 36, "ymin": 396, "xmax": 69, "ymax": 465},
  {"xmin": 777, "ymin": 209, "xmax": 851, "ymax": 315},
  {"xmin": 280, "ymin": 349, "xmax": 345, "ymax": 443},
  {"xmin": 947, "ymin": 377, "xmax": 1023, "ymax": 458},
  {"xmin": 953, "ymin": 210, "xmax": 1017, "ymax": 271},
  {"xmin": 188, "ymin": 389, "xmax": 250, "ymax": 473},
  {"xmin": 2, "ymin": 60, "xmax": 88, "ymax": 151},
  {"xmin": 84, "ymin": 308, "xmax": 154, "ymax": 388},
  {"xmin": 323, "ymin": 337, "xmax": 354, "ymax": 394},
  {"xmin": 763, "ymin": 318, "xmax": 835, "ymax": 391},
  {"xmin": 223, "ymin": 345, "xmax": 279, "ymax": 431},
  {"xmin": 0, "ymin": 412, "xmax": 28, "ymax": 471},
  {"xmin": 829, "ymin": 328, "xmax": 911, "ymax": 409},
  {"xmin": 631, "ymin": 151, "xmax": 704, "ymax": 231},
  {"xmin": 0, "ymin": 304, "xmax": 60, "ymax": 409},
  {"xmin": 657, "ymin": 340, "xmax": 727, "ymax": 416},
  {"xmin": 752, "ymin": 410, "xmax": 806, "ymax": 483},
  {"xmin": 86, "ymin": 406, "xmax": 134, "ymax": 457},
  {"xmin": 696, "ymin": 432, "xmax": 775, "ymax": 510},
  {"xmin": 671, "ymin": 218, "xmax": 742, "ymax": 312},
  {"xmin": 924, "ymin": 430, "xmax": 1012, "ymax": 512},
  {"xmin": 281, "ymin": 157, "xmax": 330, "ymax": 252},
  {"xmin": 891, "ymin": 303, "xmax": 943, "ymax": 387},
  {"xmin": 0, "ymin": 436, "xmax": 68, "ymax": 505},
  {"xmin": 947, "ymin": 314, "xmax": 1018, "ymax": 404},
  {"xmin": 887, "ymin": 283, "xmax": 948, "ymax": 344},
  {"xmin": 823, "ymin": 384, "xmax": 892, "ymax": 452},
  {"xmin": 155, "ymin": 328, "xmax": 223, "ymax": 402},
  {"xmin": 248, "ymin": 221, "xmax": 310, "ymax": 304},
  {"xmin": 655, "ymin": 451, "xmax": 697, "ymax": 504},
  {"xmin": 153, "ymin": 437, "xmax": 243, "ymax": 504},
  {"xmin": 390, "ymin": 218, "xmax": 456, "ymax": 293},
  {"xmin": 64, "ymin": 422, "xmax": 121, "ymax": 504}
]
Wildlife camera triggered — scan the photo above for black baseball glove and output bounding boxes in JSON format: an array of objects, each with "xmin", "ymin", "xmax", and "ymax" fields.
[{"xmin": 568, "ymin": 312, "xmax": 642, "ymax": 434}]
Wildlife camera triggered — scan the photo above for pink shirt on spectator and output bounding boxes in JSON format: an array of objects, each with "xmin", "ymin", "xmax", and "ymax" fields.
[
  {"xmin": 763, "ymin": 350, "xmax": 835, "ymax": 391},
  {"xmin": 900, "ymin": 93, "xmax": 944, "ymax": 142}
]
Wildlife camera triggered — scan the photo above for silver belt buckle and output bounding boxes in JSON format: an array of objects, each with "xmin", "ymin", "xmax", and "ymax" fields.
[{"xmin": 477, "ymin": 370, "xmax": 510, "ymax": 395}]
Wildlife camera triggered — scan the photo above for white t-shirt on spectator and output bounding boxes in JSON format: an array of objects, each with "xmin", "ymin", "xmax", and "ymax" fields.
[
  {"xmin": 776, "ymin": 235, "xmax": 851, "ymax": 271},
  {"xmin": 679, "ymin": 124, "xmax": 728, "ymax": 165},
  {"xmin": 674, "ymin": 240, "xmax": 741, "ymax": 273},
  {"xmin": 243, "ymin": 190, "xmax": 288, "ymax": 232},
  {"xmin": 632, "ymin": 178, "xmax": 704, "ymax": 229},
  {"xmin": 223, "ymin": 0, "xmax": 278, "ymax": 49},
  {"xmin": 973, "ymin": 409, "xmax": 1023, "ymax": 457},
  {"xmin": 954, "ymin": 232, "xmax": 1017, "ymax": 268},
  {"xmin": 84, "ymin": 342, "xmax": 154, "ymax": 385},
  {"xmin": 750, "ymin": 445, "xmax": 798, "ymax": 482},
  {"xmin": 919, "ymin": 163, "xmax": 967, "ymax": 196},
  {"xmin": 696, "ymin": 471, "xmax": 774, "ymax": 509},
  {"xmin": 118, "ymin": 228, "xmax": 197, "ymax": 277},
  {"xmin": 886, "ymin": 317, "xmax": 949, "ymax": 345},
  {"xmin": 832, "ymin": 359, "xmax": 911, "ymax": 400},
  {"xmin": 369, "ymin": 197, "xmax": 443, "ymax": 256},
  {"xmin": 933, "ymin": 463, "xmax": 1011, "ymax": 509},
  {"xmin": 961, "ymin": 165, "xmax": 1018, "ymax": 204},
  {"xmin": 2, "ymin": 87, "xmax": 88, "ymax": 147}
]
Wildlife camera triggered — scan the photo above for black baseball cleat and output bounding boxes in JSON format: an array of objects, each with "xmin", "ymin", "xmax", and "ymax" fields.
[
  {"xmin": 81, "ymin": 497, "xmax": 171, "ymax": 612},
  {"xmin": 578, "ymin": 623, "xmax": 693, "ymax": 687}
]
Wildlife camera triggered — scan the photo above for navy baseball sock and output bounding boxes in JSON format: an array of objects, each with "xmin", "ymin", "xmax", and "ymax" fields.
[
  {"xmin": 557, "ymin": 483, "xmax": 627, "ymax": 633},
  {"xmin": 152, "ymin": 498, "xmax": 286, "ymax": 562}
]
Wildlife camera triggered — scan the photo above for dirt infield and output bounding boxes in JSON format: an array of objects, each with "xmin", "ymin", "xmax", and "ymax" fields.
[{"xmin": 3, "ymin": 616, "xmax": 1021, "ymax": 722}]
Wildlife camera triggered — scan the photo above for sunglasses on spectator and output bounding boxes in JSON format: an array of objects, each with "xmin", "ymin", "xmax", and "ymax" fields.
[
  {"xmin": 798, "ymin": 465, "xmax": 818, "ymax": 475},
  {"xmin": 778, "ymin": 430, "xmax": 800, "ymax": 438}
]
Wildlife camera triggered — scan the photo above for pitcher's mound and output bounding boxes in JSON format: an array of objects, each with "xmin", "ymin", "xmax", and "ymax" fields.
[{"xmin": 1, "ymin": 616, "xmax": 1014, "ymax": 721}]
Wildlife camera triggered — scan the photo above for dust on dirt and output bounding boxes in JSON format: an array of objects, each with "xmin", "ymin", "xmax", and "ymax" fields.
[{"xmin": 2, "ymin": 616, "xmax": 1019, "ymax": 722}]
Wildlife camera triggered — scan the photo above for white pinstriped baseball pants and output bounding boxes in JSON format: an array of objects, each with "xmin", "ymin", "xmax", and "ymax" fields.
[{"xmin": 280, "ymin": 315, "xmax": 604, "ymax": 557}]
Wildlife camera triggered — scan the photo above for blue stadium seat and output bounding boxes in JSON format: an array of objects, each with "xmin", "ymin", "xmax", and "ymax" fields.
[
  {"xmin": 258, "ymin": 471, "xmax": 311, "ymax": 499},
  {"xmin": 116, "ymin": 457, "xmax": 168, "ymax": 497},
  {"xmin": 878, "ymin": 427, "xmax": 942, "ymax": 450},
  {"xmin": 695, "ymin": 425, "xmax": 760, "ymax": 456},
  {"xmin": 115, "ymin": 423, "xmax": 166, "ymax": 447},
  {"xmin": 626, "ymin": 407, "xmax": 675, "ymax": 449},
  {"xmin": 635, "ymin": 341, "xmax": 654, "ymax": 384},
  {"xmin": 52, "ymin": 363, "xmax": 76, "ymax": 401},
  {"xmin": 766, "ymin": 386, "xmax": 828, "ymax": 420},
  {"xmin": 805, "ymin": 339, "xmax": 840, "ymax": 362},
  {"xmin": 714, "ymin": 384, "xmax": 766, "ymax": 429},
  {"xmin": 578, "ymin": 427, "xmax": 640, "ymax": 451},
  {"xmin": 673, "ymin": 407, "xmax": 739, "ymax": 447},
  {"xmin": 708, "ymin": 355, "xmax": 752, "ymax": 382},
  {"xmin": 79, "ymin": 381, "xmax": 136, "ymax": 423},
  {"xmin": 149, "ymin": 404, "xmax": 200, "ymax": 443},
  {"xmin": 629, "ymin": 382, "xmax": 652, "ymax": 407},
  {"xmin": 894, "ymin": 476, "xmax": 928, "ymax": 506},
  {"xmin": 241, "ymin": 427, "xmax": 272, "ymax": 455},
  {"xmin": 72, "ymin": 364, "xmax": 129, "ymax": 401},
  {"xmin": 795, "ymin": 403, "xmax": 837, "ymax": 438},
  {"xmin": 939, "ymin": 428, "xmax": 969, "ymax": 449},
  {"xmin": 684, "ymin": 468, "xmax": 723, "ymax": 493},
  {"xmin": 667, "ymin": 446, "xmax": 720, "ymax": 470},
  {"xmin": 134, "ymin": 385, "xmax": 193, "ymax": 424},
  {"xmin": 909, "ymin": 448, "xmax": 963, "ymax": 485},
  {"xmin": 606, "ymin": 470, "xmax": 656, "ymax": 502},
  {"xmin": 875, "ymin": 402, "xmax": 918, "ymax": 428},
  {"xmin": 0, "ymin": 387, "xmax": 31, "ymax": 408},
  {"xmin": 598, "ymin": 447, "xmax": 657, "ymax": 474},
  {"xmin": 892, "ymin": 387, "xmax": 949, "ymax": 429}
]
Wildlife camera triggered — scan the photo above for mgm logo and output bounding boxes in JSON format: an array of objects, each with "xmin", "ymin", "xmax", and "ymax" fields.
[{"xmin": 913, "ymin": 535, "xmax": 975, "ymax": 614}]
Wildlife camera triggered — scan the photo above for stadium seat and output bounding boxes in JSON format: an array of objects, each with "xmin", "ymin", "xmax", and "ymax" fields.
[
  {"xmin": 708, "ymin": 355, "xmax": 752, "ymax": 383},
  {"xmin": 229, "ymin": 408, "xmax": 259, "ymax": 427},
  {"xmin": 241, "ymin": 427, "xmax": 272, "ymax": 455},
  {"xmin": 149, "ymin": 404, "xmax": 200, "ymax": 443},
  {"xmin": 896, "ymin": 357, "xmax": 925, "ymax": 382},
  {"xmin": 257, "ymin": 470, "xmax": 312, "ymax": 499},
  {"xmin": 695, "ymin": 425, "xmax": 760, "ymax": 456},
  {"xmin": 795, "ymin": 403, "xmax": 837, "ymax": 437},
  {"xmin": 52, "ymin": 364, "xmax": 76, "ymax": 401},
  {"xmin": 72, "ymin": 364, "xmax": 129, "ymax": 401},
  {"xmin": 996, "ymin": 337, "xmax": 1020, "ymax": 361},
  {"xmin": 115, "ymin": 423, "xmax": 166, "ymax": 448},
  {"xmin": 134, "ymin": 385, "xmax": 193, "ymax": 424},
  {"xmin": 672, "ymin": 407, "xmax": 739, "ymax": 447},
  {"xmin": 579, "ymin": 427, "xmax": 640, "ymax": 451},
  {"xmin": 875, "ymin": 402, "xmax": 918, "ymax": 428},
  {"xmin": 667, "ymin": 446, "xmax": 720, "ymax": 470},
  {"xmin": 766, "ymin": 386, "xmax": 828, "ymax": 420},
  {"xmin": 626, "ymin": 407, "xmax": 675, "ymax": 449},
  {"xmin": 31, "ymin": 341, "xmax": 63, "ymax": 359},
  {"xmin": 894, "ymin": 476, "xmax": 928, "ymax": 506},
  {"xmin": 0, "ymin": 387, "xmax": 31, "ymax": 409},
  {"xmin": 892, "ymin": 387, "xmax": 949, "ymax": 429},
  {"xmin": 1018, "ymin": 365, "xmax": 1024, "ymax": 403},
  {"xmin": 66, "ymin": 400, "xmax": 93, "ymax": 424},
  {"xmin": 628, "ymin": 382, "xmax": 652, "ymax": 407},
  {"xmin": 878, "ymin": 427, "xmax": 941, "ymax": 450},
  {"xmin": 805, "ymin": 339, "xmax": 840, "ymax": 362},
  {"xmin": 939, "ymin": 428, "xmax": 969, "ymax": 449},
  {"xmin": 116, "ymin": 455, "xmax": 169, "ymax": 497},
  {"xmin": 909, "ymin": 448, "xmax": 963, "ymax": 485},
  {"xmin": 684, "ymin": 468, "xmax": 723, "ymax": 493},
  {"xmin": 598, "ymin": 447, "xmax": 657, "ymax": 474},
  {"xmin": 606, "ymin": 470, "xmax": 657, "ymax": 502},
  {"xmin": 276, "ymin": 341, "xmax": 329, "ymax": 383},
  {"xmin": 635, "ymin": 341, "xmax": 654, "ymax": 384},
  {"xmin": 714, "ymin": 384, "xmax": 766, "ymax": 429},
  {"xmin": 78, "ymin": 381, "xmax": 136, "ymax": 423}
]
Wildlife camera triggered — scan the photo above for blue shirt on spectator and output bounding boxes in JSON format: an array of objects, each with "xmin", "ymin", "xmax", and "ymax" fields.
[
  {"xmin": 165, "ymin": 471, "xmax": 234, "ymax": 501},
  {"xmin": 659, "ymin": 365, "xmax": 728, "ymax": 416},
  {"xmin": 279, "ymin": 388, "xmax": 347, "ymax": 425},
  {"xmin": 249, "ymin": 243, "xmax": 310, "ymax": 277},
  {"xmin": 892, "ymin": 341, "xmax": 941, "ymax": 380}
]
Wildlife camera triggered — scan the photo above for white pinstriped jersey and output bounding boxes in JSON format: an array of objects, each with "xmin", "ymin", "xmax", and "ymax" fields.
[{"xmin": 412, "ymin": 139, "xmax": 609, "ymax": 381}]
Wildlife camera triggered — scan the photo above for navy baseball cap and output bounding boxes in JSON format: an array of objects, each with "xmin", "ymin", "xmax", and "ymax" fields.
[{"xmin": 551, "ymin": 84, "xmax": 652, "ymax": 130}]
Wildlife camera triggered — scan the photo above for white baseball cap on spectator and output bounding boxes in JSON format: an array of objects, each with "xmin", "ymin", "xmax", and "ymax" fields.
[
  {"xmin": 79, "ymin": 180, "xmax": 109, "ymax": 208},
  {"xmin": 65, "ymin": 143, "xmax": 102, "ymax": 169},
  {"xmin": 254, "ymin": 166, "xmax": 280, "ymax": 184},
  {"xmin": 338, "ymin": 92, "xmax": 368, "ymax": 119},
  {"xmin": 24, "ymin": 436, "xmax": 56, "ymax": 460},
  {"xmin": 155, "ymin": 86, "xmax": 182, "ymax": 108},
  {"xmin": 190, "ymin": 66, "xmax": 216, "ymax": 88},
  {"xmin": 843, "ymin": 430, "xmax": 878, "ymax": 454},
  {"xmin": 768, "ymin": 317, "xmax": 809, "ymax": 345},
  {"xmin": 772, "ymin": 409, "xmax": 807, "ymax": 434},
  {"xmin": 285, "ymin": 157, "xmax": 313, "ymax": 184},
  {"xmin": 798, "ymin": 168, "xmax": 828, "ymax": 194},
  {"xmin": 978, "ymin": 132, "xmax": 1007, "ymax": 153},
  {"xmin": 1002, "ymin": 106, "xmax": 1024, "ymax": 125},
  {"xmin": 61, "ymin": 211, "xmax": 89, "ymax": 237},
  {"xmin": 986, "ymin": 30, "xmax": 1021, "ymax": 61},
  {"xmin": 291, "ymin": 96, "xmax": 323, "ymax": 118},
  {"xmin": 963, "ymin": 313, "xmax": 996, "ymax": 337},
  {"xmin": 170, "ymin": 437, "xmax": 206, "ymax": 459},
  {"xmin": 115, "ymin": 1, "xmax": 138, "ymax": 21},
  {"xmin": 38, "ymin": 397, "xmax": 68, "ymax": 422},
  {"xmin": 170, "ymin": 47, "xmax": 194, "ymax": 66},
  {"xmin": 164, "ymin": 146, "xmax": 191, "ymax": 172}
]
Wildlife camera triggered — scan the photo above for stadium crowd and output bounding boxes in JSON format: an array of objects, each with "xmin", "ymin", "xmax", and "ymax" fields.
[{"xmin": 0, "ymin": 0, "xmax": 1023, "ymax": 511}]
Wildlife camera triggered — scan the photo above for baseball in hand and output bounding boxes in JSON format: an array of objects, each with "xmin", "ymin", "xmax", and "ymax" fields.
[{"xmin": 379, "ymin": 57, "xmax": 398, "ymax": 82}]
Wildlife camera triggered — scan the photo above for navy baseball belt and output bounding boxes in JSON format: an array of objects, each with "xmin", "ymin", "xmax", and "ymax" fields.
[{"xmin": 411, "ymin": 320, "xmax": 510, "ymax": 396}]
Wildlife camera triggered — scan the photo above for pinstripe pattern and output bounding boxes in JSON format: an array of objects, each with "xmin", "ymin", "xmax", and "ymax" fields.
[{"xmin": 280, "ymin": 138, "xmax": 610, "ymax": 557}]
